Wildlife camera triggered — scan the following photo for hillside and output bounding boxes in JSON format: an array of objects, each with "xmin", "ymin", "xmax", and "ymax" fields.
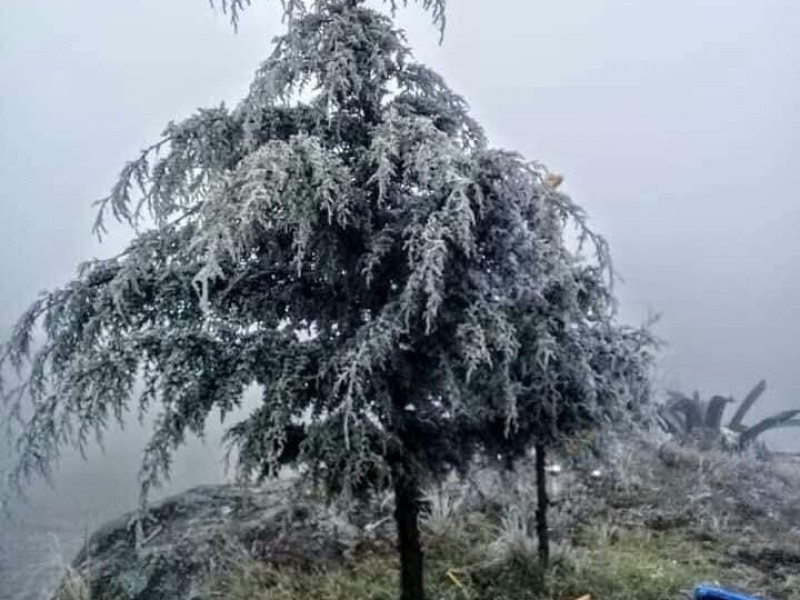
[
  {"xmin": 54, "ymin": 438, "xmax": 800, "ymax": 600},
  {"xmin": 209, "ymin": 443, "xmax": 800, "ymax": 599}
]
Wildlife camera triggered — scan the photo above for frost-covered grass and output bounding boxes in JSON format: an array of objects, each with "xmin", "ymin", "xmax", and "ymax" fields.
[
  {"xmin": 207, "ymin": 446, "xmax": 800, "ymax": 600},
  {"xmin": 54, "ymin": 516, "xmax": 774, "ymax": 600},
  {"xmin": 207, "ymin": 516, "xmax": 748, "ymax": 600},
  {"xmin": 54, "ymin": 443, "xmax": 800, "ymax": 600}
]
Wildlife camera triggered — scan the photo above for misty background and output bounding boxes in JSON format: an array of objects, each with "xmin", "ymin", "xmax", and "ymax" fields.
[{"xmin": 1, "ymin": 0, "xmax": 799, "ymax": 594}]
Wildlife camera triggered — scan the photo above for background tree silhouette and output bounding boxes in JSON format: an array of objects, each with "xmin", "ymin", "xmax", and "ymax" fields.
[{"xmin": 657, "ymin": 380, "xmax": 800, "ymax": 451}]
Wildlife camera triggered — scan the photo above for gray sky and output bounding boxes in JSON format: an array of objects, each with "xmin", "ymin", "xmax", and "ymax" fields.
[{"xmin": 1, "ymin": 0, "xmax": 799, "ymax": 504}]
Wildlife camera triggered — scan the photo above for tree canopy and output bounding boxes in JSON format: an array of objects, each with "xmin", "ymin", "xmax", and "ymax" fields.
[
  {"xmin": 1, "ymin": 1, "xmax": 655, "ymax": 597},
  {"xmin": 213, "ymin": 0, "xmax": 447, "ymax": 36}
]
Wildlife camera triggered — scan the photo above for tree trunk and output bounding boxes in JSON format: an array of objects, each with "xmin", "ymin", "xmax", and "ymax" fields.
[
  {"xmin": 534, "ymin": 441, "xmax": 550, "ymax": 569},
  {"xmin": 392, "ymin": 462, "xmax": 425, "ymax": 600},
  {"xmin": 387, "ymin": 367, "xmax": 426, "ymax": 600}
]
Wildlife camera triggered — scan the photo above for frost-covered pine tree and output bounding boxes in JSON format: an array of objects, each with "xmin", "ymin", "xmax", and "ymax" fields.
[{"xmin": 1, "ymin": 1, "xmax": 654, "ymax": 598}]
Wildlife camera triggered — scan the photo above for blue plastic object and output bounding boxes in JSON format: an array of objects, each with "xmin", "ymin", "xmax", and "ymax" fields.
[{"xmin": 694, "ymin": 584, "xmax": 759, "ymax": 600}]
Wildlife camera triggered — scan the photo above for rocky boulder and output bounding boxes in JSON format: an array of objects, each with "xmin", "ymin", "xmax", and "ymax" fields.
[{"xmin": 54, "ymin": 480, "xmax": 387, "ymax": 600}]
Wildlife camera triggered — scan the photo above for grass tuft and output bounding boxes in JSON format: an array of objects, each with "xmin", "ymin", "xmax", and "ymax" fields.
[{"xmin": 207, "ymin": 516, "xmax": 754, "ymax": 600}]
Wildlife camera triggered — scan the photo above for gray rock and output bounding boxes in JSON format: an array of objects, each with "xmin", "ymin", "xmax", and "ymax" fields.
[{"xmin": 54, "ymin": 480, "xmax": 376, "ymax": 600}]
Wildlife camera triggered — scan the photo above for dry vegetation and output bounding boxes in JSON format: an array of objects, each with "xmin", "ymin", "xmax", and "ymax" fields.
[{"xmin": 203, "ymin": 438, "xmax": 800, "ymax": 600}]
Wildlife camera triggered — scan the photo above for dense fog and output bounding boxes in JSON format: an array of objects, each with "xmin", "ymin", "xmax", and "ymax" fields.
[{"xmin": 1, "ymin": 1, "xmax": 798, "ymax": 595}]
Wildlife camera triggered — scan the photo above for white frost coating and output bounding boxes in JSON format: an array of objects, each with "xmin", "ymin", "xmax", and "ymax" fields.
[{"xmin": 1, "ymin": 0, "xmax": 655, "ymax": 513}]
